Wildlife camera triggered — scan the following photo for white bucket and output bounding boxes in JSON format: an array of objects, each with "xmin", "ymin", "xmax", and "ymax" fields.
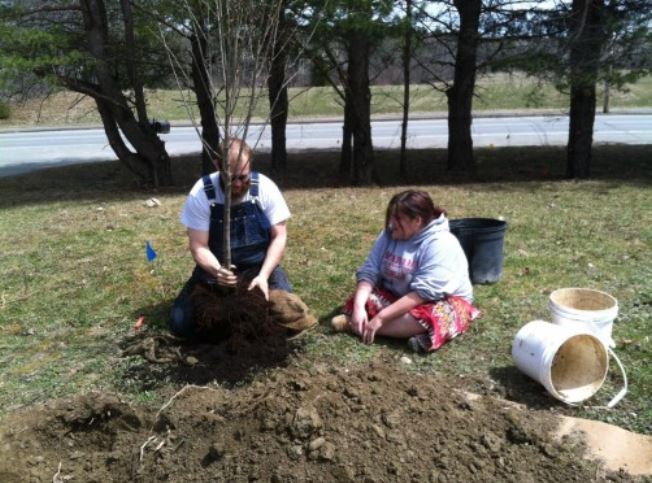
[
  {"xmin": 512, "ymin": 320, "xmax": 608, "ymax": 404},
  {"xmin": 549, "ymin": 288, "xmax": 618, "ymax": 348}
]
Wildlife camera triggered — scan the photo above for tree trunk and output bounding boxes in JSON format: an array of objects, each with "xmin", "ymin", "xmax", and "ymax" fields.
[
  {"xmin": 447, "ymin": 0, "xmax": 481, "ymax": 175},
  {"xmin": 603, "ymin": 43, "xmax": 614, "ymax": 114},
  {"xmin": 191, "ymin": 27, "xmax": 221, "ymax": 175},
  {"xmin": 119, "ymin": 0, "xmax": 148, "ymax": 125},
  {"xmin": 347, "ymin": 30, "xmax": 375, "ymax": 186},
  {"xmin": 113, "ymin": 106, "xmax": 172, "ymax": 187},
  {"xmin": 567, "ymin": 0, "xmax": 606, "ymax": 179},
  {"xmin": 400, "ymin": 0, "xmax": 412, "ymax": 178},
  {"xmin": 80, "ymin": 0, "xmax": 172, "ymax": 186},
  {"xmin": 340, "ymin": 90, "xmax": 353, "ymax": 179},
  {"xmin": 96, "ymin": 98, "xmax": 149, "ymax": 183},
  {"xmin": 268, "ymin": 8, "xmax": 289, "ymax": 173},
  {"xmin": 567, "ymin": 85, "xmax": 596, "ymax": 178}
]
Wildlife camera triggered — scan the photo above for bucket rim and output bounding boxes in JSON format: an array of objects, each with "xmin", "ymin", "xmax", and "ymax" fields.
[
  {"xmin": 544, "ymin": 332, "xmax": 609, "ymax": 403},
  {"xmin": 512, "ymin": 321, "xmax": 610, "ymax": 404},
  {"xmin": 549, "ymin": 287, "xmax": 618, "ymax": 314},
  {"xmin": 449, "ymin": 217, "xmax": 508, "ymax": 226}
]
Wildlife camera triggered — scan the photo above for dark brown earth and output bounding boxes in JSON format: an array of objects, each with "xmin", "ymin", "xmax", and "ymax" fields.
[{"xmin": 0, "ymin": 343, "xmax": 643, "ymax": 482}]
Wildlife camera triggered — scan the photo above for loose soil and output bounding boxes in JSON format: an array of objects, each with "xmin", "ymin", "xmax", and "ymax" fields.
[{"xmin": 0, "ymin": 340, "xmax": 643, "ymax": 482}]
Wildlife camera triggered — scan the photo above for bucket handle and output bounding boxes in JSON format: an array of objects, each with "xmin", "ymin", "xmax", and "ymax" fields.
[
  {"xmin": 605, "ymin": 348, "xmax": 628, "ymax": 409},
  {"xmin": 567, "ymin": 347, "xmax": 627, "ymax": 409}
]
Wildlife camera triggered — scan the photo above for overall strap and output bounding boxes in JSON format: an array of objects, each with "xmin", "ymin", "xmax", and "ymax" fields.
[
  {"xmin": 202, "ymin": 174, "xmax": 217, "ymax": 201},
  {"xmin": 250, "ymin": 171, "xmax": 260, "ymax": 198}
]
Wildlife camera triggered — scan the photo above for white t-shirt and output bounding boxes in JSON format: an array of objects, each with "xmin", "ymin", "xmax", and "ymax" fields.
[{"xmin": 180, "ymin": 172, "xmax": 291, "ymax": 231}]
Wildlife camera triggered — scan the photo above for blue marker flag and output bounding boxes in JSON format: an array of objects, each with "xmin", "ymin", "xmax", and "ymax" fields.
[{"xmin": 146, "ymin": 241, "xmax": 158, "ymax": 262}]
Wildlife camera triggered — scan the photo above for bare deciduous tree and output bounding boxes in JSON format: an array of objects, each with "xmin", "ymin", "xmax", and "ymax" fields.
[{"xmin": 163, "ymin": 0, "xmax": 308, "ymax": 266}]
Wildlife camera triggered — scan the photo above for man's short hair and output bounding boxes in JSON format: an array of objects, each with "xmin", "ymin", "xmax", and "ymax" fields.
[{"xmin": 215, "ymin": 138, "xmax": 252, "ymax": 171}]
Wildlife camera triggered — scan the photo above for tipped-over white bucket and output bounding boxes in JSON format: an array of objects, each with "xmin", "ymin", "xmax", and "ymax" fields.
[
  {"xmin": 549, "ymin": 288, "xmax": 618, "ymax": 348},
  {"xmin": 512, "ymin": 320, "xmax": 608, "ymax": 404}
]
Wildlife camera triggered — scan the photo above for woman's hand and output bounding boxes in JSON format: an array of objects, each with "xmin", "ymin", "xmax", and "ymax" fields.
[
  {"xmin": 362, "ymin": 315, "xmax": 383, "ymax": 345},
  {"xmin": 350, "ymin": 306, "xmax": 368, "ymax": 336}
]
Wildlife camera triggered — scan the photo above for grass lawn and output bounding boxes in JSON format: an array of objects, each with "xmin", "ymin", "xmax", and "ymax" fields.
[
  {"xmin": 0, "ymin": 144, "xmax": 650, "ymax": 436},
  {"xmin": 1, "ymin": 73, "xmax": 651, "ymax": 128}
]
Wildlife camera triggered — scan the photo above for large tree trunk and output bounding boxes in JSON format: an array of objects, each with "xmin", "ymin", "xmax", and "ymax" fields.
[
  {"xmin": 567, "ymin": 0, "xmax": 606, "ymax": 179},
  {"xmin": 347, "ymin": 31, "xmax": 375, "ymax": 186},
  {"xmin": 80, "ymin": 0, "xmax": 172, "ymax": 186},
  {"xmin": 119, "ymin": 0, "xmax": 147, "ymax": 125},
  {"xmin": 267, "ymin": 8, "xmax": 289, "ymax": 173},
  {"xmin": 191, "ymin": 26, "xmax": 221, "ymax": 175},
  {"xmin": 567, "ymin": 85, "xmax": 597, "ymax": 178},
  {"xmin": 114, "ymin": 105, "xmax": 172, "ymax": 186},
  {"xmin": 96, "ymin": 99, "xmax": 149, "ymax": 183},
  {"xmin": 447, "ymin": 0, "xmax": 481, "ymax": 175}
]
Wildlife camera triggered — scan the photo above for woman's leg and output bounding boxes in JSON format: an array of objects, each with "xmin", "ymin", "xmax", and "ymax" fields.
[{"xmin": 376, "ymin": 313, "xmax": 426, "ymax": 338}]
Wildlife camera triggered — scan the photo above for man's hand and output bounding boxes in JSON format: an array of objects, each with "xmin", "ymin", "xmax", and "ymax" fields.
[
  {"xmin": 248, "ymin": 274, "xmax": 269, "ymax": 301},
  {"xmin": 216, "ymin": 265, "xmax": 237, "ymax": 287}
]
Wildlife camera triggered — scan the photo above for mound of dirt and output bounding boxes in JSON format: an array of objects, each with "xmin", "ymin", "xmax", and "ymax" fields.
[{"xmin": 0, "ymin": 356, "xmax": 640, "ymax": 482}]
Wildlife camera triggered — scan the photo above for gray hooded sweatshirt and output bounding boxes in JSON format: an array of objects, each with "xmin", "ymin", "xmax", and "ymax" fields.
[{"xmin": 356, "ymin": 214, "xmax": 473, "ymax": 303}]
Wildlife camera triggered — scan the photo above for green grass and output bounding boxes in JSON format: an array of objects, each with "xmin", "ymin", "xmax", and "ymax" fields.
[
  {"xmin": 0, "ymin": 145, "xmax": 650, "ymax": 435},
  {"xmin": 1, "ymin": 73, "xmax": 651, "ymax": 128}
]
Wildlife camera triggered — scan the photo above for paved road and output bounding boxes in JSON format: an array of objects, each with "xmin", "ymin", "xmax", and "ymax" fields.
[{"xmin": 1, "ymin": 114, "xmax": 650, "ymax": 177}]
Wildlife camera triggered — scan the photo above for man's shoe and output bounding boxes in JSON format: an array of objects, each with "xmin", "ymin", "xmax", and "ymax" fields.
[{"xmin": 331, "ymin": 314, "xmax": 351, "ymax": 333}]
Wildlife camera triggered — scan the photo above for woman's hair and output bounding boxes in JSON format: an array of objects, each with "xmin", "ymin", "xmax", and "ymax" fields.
[{"xmin": 385, "ymin": 190, "xmax": 446, "ymax": 229}]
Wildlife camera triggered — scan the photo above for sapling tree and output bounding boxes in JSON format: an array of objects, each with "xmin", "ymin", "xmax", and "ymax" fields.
[{"xmin": 161, "ymin": 0, "xmax": 305, "ymax": 268}]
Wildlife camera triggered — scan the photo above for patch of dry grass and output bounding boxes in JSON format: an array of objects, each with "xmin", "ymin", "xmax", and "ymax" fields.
[{"xmin": 2, "ymin": 73, "xmax": 650, "ymax": 128}]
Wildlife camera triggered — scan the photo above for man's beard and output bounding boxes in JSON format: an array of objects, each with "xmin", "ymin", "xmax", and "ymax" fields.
[{"xmin": 219, "ymin": 176, "xmax": 251, "ymax": 200}]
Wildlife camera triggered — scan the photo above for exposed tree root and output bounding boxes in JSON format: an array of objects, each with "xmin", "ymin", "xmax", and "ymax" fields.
[{"xmin": 120, "ymin": 334, "xmax": 189, "ymax": 364}]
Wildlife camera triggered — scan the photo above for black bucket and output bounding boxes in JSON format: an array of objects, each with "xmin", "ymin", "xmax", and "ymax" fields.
[{"xmin": 449, "ymin": 218, "xmax": 508, "ymax": 284}]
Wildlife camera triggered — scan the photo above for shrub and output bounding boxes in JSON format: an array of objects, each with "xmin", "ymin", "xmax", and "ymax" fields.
[{"xmin": 0, "ymin": 100, "xmax": 10, "ymax": 120}]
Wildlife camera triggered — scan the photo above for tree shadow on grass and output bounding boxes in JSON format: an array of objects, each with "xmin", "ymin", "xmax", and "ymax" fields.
[{"xmin": 1, "ymin": 145, "xmax": 650, "ymax": 209}]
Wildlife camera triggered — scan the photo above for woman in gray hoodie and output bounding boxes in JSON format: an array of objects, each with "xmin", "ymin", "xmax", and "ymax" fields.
[{"xmin": 332, "ymin": 190, "xmax": 479, "ymax": 353}]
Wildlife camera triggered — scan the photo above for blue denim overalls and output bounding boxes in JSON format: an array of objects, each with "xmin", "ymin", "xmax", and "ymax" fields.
[{"xmin": 170, "ymin": 171, "xmax": 292, "ymax": 337}]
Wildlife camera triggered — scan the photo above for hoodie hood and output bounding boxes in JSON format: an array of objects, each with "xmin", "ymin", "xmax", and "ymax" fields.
[{"xmin": 411, "ymin": 213, "xmax": 449, "ymax": 244}]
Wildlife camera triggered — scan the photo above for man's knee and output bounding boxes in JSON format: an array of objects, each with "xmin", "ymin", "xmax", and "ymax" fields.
[
  {"xmin": 269, "ymin": 266, "xmax": 292, "ymax": 292},
  {"xmin": 169, "ymin": 303, "xmax": 194, "ymax": 337},
  {"xmin": 169, "ymin": 280, "xmax": 197, "ymax": 337}
]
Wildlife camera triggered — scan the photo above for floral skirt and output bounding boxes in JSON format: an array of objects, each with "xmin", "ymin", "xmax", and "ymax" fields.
[{"xmin": 343, "ymin": 287, "xmax": 480, "ymax": 352}]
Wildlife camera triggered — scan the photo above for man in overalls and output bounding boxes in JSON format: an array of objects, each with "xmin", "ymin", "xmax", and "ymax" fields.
[{"xmin": 170, "ymin": 138, "xmax": 292, "ymax": 337}]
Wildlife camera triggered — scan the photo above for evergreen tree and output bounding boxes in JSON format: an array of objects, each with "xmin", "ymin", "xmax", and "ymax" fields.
[{"xmin": 0, "ymin": 0, "xmax": 174, "ymax": 186}]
